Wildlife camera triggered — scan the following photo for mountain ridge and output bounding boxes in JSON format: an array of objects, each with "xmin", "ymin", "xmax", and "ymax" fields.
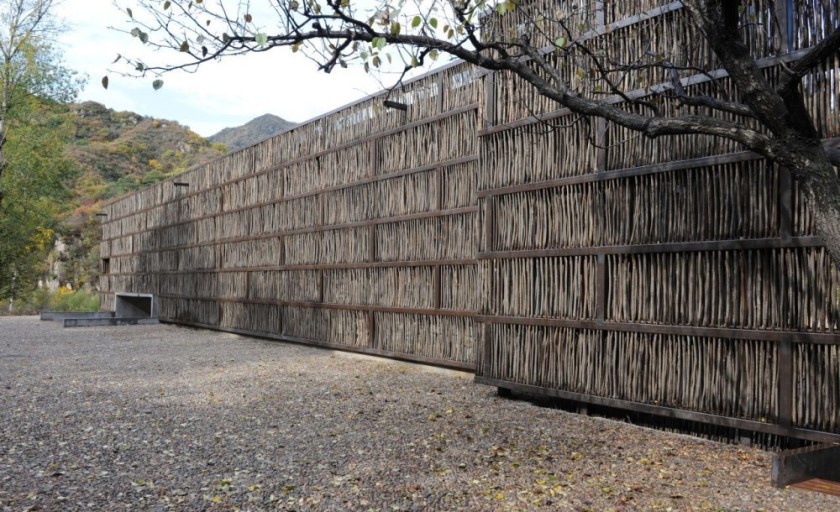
[
  {"xmin": 66, "ymin": 103, "xmax": 294, "ymax": 219},
  {"xmin": 208, "ymin": 113, "xmax": 296, "ymax": 152}
]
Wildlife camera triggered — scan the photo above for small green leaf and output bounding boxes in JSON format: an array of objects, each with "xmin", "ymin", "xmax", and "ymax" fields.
[
  {"xmin": 291, "ymin": 41, "xmax": 302, "ymax": 52},
  {"xmin": 428, "ymin": 17, "xmax": 438, "ymax": 29},
  {"xmin": 126, "ymin": 7, "xmax": 133, "ymax": 18},
  {"xmin": 359, "ymin": 50, "xmax": 368, "ymax": 60},
  {"xmin": 554, "ymin": 36, "xmax": 566, "ymax": 48},
  {"xmin": 289, "ymin": 0, "xmax": 299, "ymax": 9},
  {"xmin": 390, "ymin": 21, "xmax": 400, "ymax": 35},
  {"xmin": 130, "ymin": 27, "xmax": 141, "ymax": 38},
  {"xmin": 111, "ymin": 54, "xmax": 121, "ymax": 64},
  {"xmin": 372, "ymin": 36, "xmax": 386, "ymax": 50},
  {"xmin": 497, "ymin": 1, "xmax": 517, "ymax": 14},
  {"xmin": 135, "ymin": 62, "xmax": 145, "ymax": 71},
  {"xmin": 152, "ymin": 79, "xmax": 164, "ymax": 90},
  {"xmin": 201, "ymin": 46, "xmax": 208, "ymax": 57},
  {"xmin": 179, "ymin": 41, "xmax": 189, "ymax": 52},
  {"xmin": 410, "ymin": 55, "xmax": 419, "ymax": 67},
  {"xmin": 372, "ymin": 55, "xmax": 380, "ymax": 67},
  {"xmin": 255, "ymin": 33, "xmax": 268, "ymax": 46},
  {"xmin": 163, "ymin": 1, "xmax": 171, "ymax": 9},
  {"xmin": 411, "ymin": 16, "xmax": 421, "ymax": 28},
  {"xmin": 101, "ymin": 76, "xmax": 109, "ymax": 89},
  {"xmin": 139, "ymin": 31, "xmax": 149, "ymax": 44},
  {"xmin": 244, "ymin": 13, "xmax": 253, "ymax": 23}
]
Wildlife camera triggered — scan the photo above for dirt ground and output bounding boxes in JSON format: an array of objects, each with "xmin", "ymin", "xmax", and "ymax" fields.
[{"xmin": 0, "ymin": 316, "xmax": 836, "ymax": 511}]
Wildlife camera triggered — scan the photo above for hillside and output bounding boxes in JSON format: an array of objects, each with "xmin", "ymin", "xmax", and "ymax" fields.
[
  {"xmin": 208, "ymin": 113, "xmax": 295, "ymax": 152},
  {"xmin": 67, "ymin": 101, "xmax": 229, "ymax": 219},
  {"xmin": 30, "ymin": 104, "xmax": 296, "ymax": 294}
]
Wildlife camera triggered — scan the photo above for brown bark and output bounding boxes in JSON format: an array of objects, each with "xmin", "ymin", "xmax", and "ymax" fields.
[
  {"xmin": 683, "ymin": 0, "xmax": 840, "ymax": 268},
  {"xmin": 789, "ymin": 143, "xmax": 840, "ymax": 265}
]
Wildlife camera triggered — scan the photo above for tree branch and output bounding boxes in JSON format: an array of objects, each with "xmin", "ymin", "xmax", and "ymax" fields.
[
  {"xmin": 683, "ymin": 1, "xmax": 793, "ymax": 135},
  {"xmin": 778, "ymin": 25, "xmax": 840, "ymax": 94}
]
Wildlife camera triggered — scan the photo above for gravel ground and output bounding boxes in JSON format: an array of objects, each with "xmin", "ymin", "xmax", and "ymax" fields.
[{"xmin": 0, "ymin": 317, "xmax": 836, "ymax": 511}]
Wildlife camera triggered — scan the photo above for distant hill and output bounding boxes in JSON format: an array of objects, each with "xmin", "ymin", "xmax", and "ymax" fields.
[
  {"xmin": 50, "ymin": 102, "xmax": 231, "ymax": 288},
  {"xmin": 208, "ymin": 114, "xmax": 296, "ymax": 152},
  {"xmin": 51, "ymin": 104, "xmax": 299, "ymax": 289},
  {"xmin": 66, "ymin": 101, "xmax": 229, "ymax": 220}
]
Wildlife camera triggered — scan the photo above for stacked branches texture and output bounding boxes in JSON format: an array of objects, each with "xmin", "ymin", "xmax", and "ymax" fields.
[{"xmin": 101, "ymin": 1, "xmax": 840, "ymax": 441}]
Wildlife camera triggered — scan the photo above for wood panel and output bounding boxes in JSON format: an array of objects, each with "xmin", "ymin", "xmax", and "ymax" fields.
[{"xmin": 99, "ymin": 0, "xmax": 840, "ymax": 441}]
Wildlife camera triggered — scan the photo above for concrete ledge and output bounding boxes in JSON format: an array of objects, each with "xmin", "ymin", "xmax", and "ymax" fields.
[
  {"xmin": 63, "ymin": 317, "xmax": 160, "ymax": 328},
  {"xmin": 41, "ymin": 311, "xmax": 115, "ymax": 321},
  {"xmin": 772, "ymin": 442, "xmax": 840, "ymax": 487}
]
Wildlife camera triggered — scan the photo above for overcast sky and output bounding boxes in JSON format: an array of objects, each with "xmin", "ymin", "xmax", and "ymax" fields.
[{"xmin": 55, "ymin": 0, "xmax": 437, "ymax": 136}]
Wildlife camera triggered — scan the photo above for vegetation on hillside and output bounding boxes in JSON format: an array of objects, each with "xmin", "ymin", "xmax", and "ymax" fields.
[
  {"xmin": 0, "ymin": 0, "xmax": 82, "ymax": 309},
  {"xmin": 66, "ymin": 101, "xmax": 229, "ymax": 221},
  {"xmin": 2, "ymin": 96, "xmax": 238, "ymax": 307},
  {"xmin": 0, "ymin": 0, "xmax": 285, "ymax": 309},
  {"xmin": 41, "ymin": 102, "xmax": 232, "ymax": 297}
]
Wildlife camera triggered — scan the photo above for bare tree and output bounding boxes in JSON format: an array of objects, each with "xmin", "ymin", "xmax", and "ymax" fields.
[{"xmin": 114, "ymin": 0, "xmax": 840, "ymax": 264}]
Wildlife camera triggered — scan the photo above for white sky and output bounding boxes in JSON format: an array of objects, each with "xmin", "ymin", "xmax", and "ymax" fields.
[{"xmin": 55, "ymin": 0, "xmax": 443, "ymax": 136}]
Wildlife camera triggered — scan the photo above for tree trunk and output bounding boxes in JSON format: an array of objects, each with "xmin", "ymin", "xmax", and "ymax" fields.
[
  {"xmin": 0, "ymin": 117, "xmax": 6, "ymax": 210},
  {"xmin": 790, "ymin": 144, "xmax": 840, "ymax": 269},
  {"xmin": 0, "ymin": 60, "xmax": 8, "ymax": 211}
]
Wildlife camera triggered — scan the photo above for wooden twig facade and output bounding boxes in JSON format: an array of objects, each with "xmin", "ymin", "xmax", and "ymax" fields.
[
  {"xmin": 101, "ymin": 0, "xmax": 840, "ymax": 441},
  {"xmin": 100, "ymin": 62, "xmax": 482, "ymax": 371}
]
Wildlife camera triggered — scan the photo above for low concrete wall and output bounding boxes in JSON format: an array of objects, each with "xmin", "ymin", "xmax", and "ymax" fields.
[
  {"xmin": 63, "ymin": 317, "xmax": 160, "ymax": 328},
  {"xmin": 41, "ymin": 311, "xmax": 115, "ymax": 321}
]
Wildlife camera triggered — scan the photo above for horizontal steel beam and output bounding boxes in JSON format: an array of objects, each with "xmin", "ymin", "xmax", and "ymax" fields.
[
  {"xmin": 479, "ymin": 237, "xmax": 825, "ymax": 259},
  {"xmin": 162, "ymin": 320, "xmax": 475, "ymax": 372},
  {"xmin": 479, "ymin": 316, "xmax": 840, "ymax": 344},
  {"xmin": 476, "ymin": 376, "xmax": 840, "ymax": 444}
]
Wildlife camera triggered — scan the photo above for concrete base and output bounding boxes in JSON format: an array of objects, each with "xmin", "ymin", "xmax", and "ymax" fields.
[
  {"xmin": 772, "ymin": 443, "xmax": 840, "ymax": 488},
  {"xmin": 41, "ymin": 311, "xmax": 115, "ymax": 322},
  {"xmin": 63, "ymin": 317, "xmax": 160, "ymax": 328},
  {"xmin": 115, "ymin": 293, "xmax": 157, "ymax": 319}
]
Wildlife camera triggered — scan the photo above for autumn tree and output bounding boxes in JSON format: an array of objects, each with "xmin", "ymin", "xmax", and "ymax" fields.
[
  {"xmin": 0, "ymin": 99, "xmax": 79, "ymax": 305},
  {"xmin": 0, "ymin": 0, "xmax": 81, "ymax": 305},
  {"xmin": 114, "ymin": 0, "xmax": 840, "ymax": 264},
  {"xmin": 1, "ymin": 0, "xmax": 77, "ymax": 207}
]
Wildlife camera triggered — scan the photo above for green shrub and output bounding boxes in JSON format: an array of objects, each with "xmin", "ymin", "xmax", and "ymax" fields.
[
  {"xmin": 46, "ymin": 287, "xmax": 100, "ymax": 312},
  {"xmin": 1, "ymin": 287, "xmax": 101, "ymax": 316}
]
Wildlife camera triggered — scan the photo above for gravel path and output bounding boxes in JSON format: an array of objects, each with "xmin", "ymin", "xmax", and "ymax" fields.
[{"xmin": 0, "ymin": 317, "xmax": 836, "ymax": 511}]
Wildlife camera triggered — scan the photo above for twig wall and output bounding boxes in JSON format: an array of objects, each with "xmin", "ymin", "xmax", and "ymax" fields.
[
  {"xmin": 100, "ymin": 1, "xmax": 840, "ymax": 441},
  {"xmin": 100, "ymin": 61, "xmax": 482, "ymax": 371}
]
